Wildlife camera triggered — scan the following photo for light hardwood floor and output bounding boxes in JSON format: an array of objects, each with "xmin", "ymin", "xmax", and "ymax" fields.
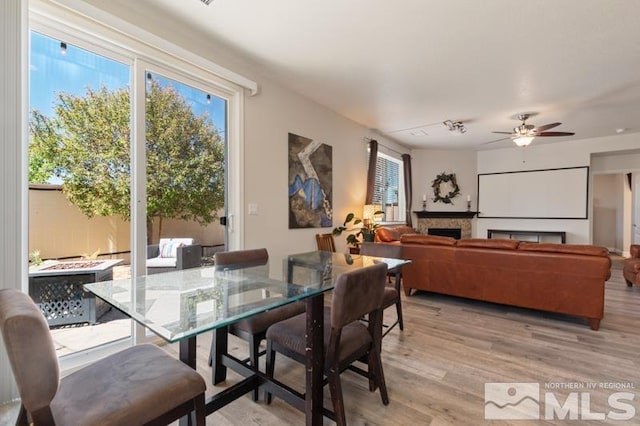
[
  {"xmin": 2, "ymin": 261, "xmax": 639, "ymax": 425},
  {"xmin": 165, "ymin": 259, "xmax": 640, "ymax": 425}
]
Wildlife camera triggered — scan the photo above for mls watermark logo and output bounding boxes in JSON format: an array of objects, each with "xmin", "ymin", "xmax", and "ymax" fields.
[
  {"xmin": 485, "ymin": 383, "xmax": 540, "ymax": 419},
  {"xmin": 484, "ymin": 382, "xmax": 636, "ymax": 420}
]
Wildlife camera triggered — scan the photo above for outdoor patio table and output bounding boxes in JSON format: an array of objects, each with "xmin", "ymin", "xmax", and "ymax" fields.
[{"xmin": 84, "ymin": 251, "xmax": 410, "ymax": 425}]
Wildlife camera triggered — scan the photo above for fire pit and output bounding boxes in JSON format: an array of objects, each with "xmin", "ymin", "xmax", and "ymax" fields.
[
  {"xmin": 41, "ymin": 261, "xmax": 104, "ymax": 271},
  {"xmin": 29, "ymin": 259, "xmax": 123, "ymax": 326}
]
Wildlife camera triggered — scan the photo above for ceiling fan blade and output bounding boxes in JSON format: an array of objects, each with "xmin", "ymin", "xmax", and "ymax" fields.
[
  {"xmin": 491, "ymin": 131, "xmax": 513, "ymax": 135},
  {"xmin": 533, "ymin": 122, "xmax": 561, "ymax": 132},
  {"xmin": 536, "ymin": 131, "xmax": 575, "ymax": 137},
  {"xmin": 482, "ymin": 136, "xmax": 510, "ymax": 145}
]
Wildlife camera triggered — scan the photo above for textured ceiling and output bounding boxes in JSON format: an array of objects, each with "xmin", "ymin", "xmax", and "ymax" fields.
[{"xmin": 80, "ymin": 0, "xmax": 640, "ymax": 150}]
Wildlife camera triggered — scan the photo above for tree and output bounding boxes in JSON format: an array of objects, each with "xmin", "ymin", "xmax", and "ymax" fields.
[{"xmin": 29, "ymin": 82, "xmax": 225, "ymax": 242}]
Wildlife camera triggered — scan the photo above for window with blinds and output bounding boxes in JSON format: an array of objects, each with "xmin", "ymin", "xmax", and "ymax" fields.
[{"xmin": 371, "ymin": 152, "xmax": 405, "ymax": 222}]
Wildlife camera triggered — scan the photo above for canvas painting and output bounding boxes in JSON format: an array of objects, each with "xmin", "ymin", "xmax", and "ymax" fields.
[{"xmin": 288, "ymin": 133, "xmax": 332, "ymax": 228}]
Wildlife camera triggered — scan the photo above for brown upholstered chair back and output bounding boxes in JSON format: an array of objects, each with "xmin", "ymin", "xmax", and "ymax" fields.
[
  {"xmin": 331, "ymin": 263, "xmax": 387, "ymax": 329},
  {"xmin": 315, "ymin": 233, "xmax": 336, "ymax": 252},
  {"xmin": 214, "ymin": 248, "xmax": 269, "ymax": 270},
  {"xmin": 0, "ymin": 289, "xmax": 59, "ymax": 420},
  {"xmin": 360, "ymin": 242, "xmax": 402, "ymax": 259}
]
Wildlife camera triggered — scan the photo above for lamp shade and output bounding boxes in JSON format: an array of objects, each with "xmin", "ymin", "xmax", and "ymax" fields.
[
  {"xmin": 513, "ymin": 136, "xmax": 534, "ymax": 147},
  {"xmin": 363, "ymin": 204, "xmax": 382, "ymax": 221}
]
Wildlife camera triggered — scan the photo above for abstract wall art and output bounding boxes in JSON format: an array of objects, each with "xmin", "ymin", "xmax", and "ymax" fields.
[{"xmin": 288, "ymin": 133, "xmax": 332, "ymax": 228}]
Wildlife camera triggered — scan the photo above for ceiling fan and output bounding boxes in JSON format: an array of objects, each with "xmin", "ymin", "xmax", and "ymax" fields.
[{"xmin": 489, "ymin": 113, "xmax": 575, "ymax": 147}]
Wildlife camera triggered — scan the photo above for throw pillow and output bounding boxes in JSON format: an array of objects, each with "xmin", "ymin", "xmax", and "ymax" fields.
[{"xmin": 159, "ymin": 240, "xmax": 185, "ymax": 258}]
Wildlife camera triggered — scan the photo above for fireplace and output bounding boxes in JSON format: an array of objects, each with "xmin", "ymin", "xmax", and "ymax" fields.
[
  {"xmin": 428, "ymin": 228, "xmax": 462, "ymax": 239},
  {"xmin": 414, "ymin": 211, "xmax": 477, "ymax": 239}
]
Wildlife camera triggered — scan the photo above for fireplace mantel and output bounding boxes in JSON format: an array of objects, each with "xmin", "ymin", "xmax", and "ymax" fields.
[{"xmin": 414, "ymin": 211, "xmax": 477, "ymax": 219}]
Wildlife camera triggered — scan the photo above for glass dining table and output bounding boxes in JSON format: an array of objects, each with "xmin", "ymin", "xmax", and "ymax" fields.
[{"xmin": 84, "ymin": 250, "xmax": 410, "ymax": 425}]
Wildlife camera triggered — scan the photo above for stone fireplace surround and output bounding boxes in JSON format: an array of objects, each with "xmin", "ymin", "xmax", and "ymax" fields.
[{"xmin": 414, "ymin": 211, "xmax": 477, "ymax": 240}]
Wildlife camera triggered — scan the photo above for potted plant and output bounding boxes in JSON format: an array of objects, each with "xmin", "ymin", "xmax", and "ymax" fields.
[{"xmin": 332, "ymin": 208, "xmax": 383, "ymax": 248}]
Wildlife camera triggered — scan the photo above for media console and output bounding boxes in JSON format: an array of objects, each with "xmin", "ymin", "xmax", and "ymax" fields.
[{"xmin": 487, "ymin": 229, "xmax": 566, "ymax": 244}]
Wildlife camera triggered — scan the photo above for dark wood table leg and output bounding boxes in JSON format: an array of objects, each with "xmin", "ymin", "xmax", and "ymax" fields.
[
  {"xmin": 306, "ymin": 294, "xmax": 324, "ymax": 426},
  {"xmin": 394, "ymin": 270, "xmax": 404, "ymax": 331},
  {"xmin": 180, "ymin": 336, "xmax": 197, "ymax": 369},
  {"xmin": 211, "ymin": 326, "xmax": 229, "ymax": 384}
]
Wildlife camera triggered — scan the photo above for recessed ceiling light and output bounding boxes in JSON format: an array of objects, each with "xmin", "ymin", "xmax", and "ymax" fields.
[{"xmin": 616, "ymin": 128, "xmax": 627, "ymax": 134}]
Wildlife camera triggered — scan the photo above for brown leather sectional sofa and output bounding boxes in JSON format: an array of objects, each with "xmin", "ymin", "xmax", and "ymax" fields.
[
  {"xmin": 623, "ymin": 244, "xmax": 640, "ymax": 287},
  {"xmin": 385, "ymin": 234, "xmax": 612, "ymax": 330}
]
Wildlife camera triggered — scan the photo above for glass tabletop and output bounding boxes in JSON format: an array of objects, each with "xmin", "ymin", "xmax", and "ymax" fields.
[{"xmin": 84, "ymin": 251, "xmax": 410, "ymax": 343}]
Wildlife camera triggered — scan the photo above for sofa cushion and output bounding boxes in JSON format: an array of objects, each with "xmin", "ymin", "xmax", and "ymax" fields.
[
  {"xmin": 518, "ymin": 242, "xmax": 609, "ymax": 257},
  {"xmin": 146, "ymin": 257, "xmax": 177, "ymax": 268},
  {"xmin": 158, "ymin": 238, "xmax": 194, "ymax": 258},
  {"xmin": 376, "ymin": 227, "xmax": 401, "ymax": 242},
  {"xmin": 400, "ymin": 234, "xmax": 457, "ymax": 246},
  {"xmin": 457, "ymin": 238, "xmax": 519, "ymax": 250},
  {"xmin": 376, "ymin": 225, "xmax": 415, "ymax": 242}
]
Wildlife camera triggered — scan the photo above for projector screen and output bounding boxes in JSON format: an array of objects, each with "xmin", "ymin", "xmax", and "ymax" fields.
[{"xmin": 477, "ymin": 166, "xmax": 589, "ymax": 219}]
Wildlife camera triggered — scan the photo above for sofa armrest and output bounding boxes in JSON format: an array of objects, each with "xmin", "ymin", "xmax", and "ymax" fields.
[
  {"xmin": 630, "ymin": 245, "xmax": 640, "ymax": 258},
  {"xmin": 147, "ymin": 244, "xmax": 160, "ymax": 259},
  {"xmin": 176, "ymin": 244, "xmax": 202, "ymax": 270}
]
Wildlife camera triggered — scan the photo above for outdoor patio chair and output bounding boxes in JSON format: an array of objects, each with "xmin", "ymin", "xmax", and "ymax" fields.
[
  {"xmin": 147, "ymin": 237, "xmax": 202, "ymax": 274},
  {"xmin": 0, "ymin": 289, "xmax": 206, "ymax": 426}
]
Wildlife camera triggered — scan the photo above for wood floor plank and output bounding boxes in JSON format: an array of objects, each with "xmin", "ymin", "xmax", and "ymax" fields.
[
  {"xmin": 2, "ymin": 261, "xmax": 638, "ymax": 425},
  {"xmin": 160, "ymin": 262, "xmax": 640, "ymax": 425}
]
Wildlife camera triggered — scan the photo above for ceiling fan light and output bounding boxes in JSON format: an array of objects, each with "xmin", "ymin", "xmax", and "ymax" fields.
[{"xmin": 513, "ymin": 136, "xmax": 534, "ymax": 147}]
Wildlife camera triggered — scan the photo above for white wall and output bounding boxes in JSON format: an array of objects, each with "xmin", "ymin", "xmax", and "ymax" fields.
[
  {"xmin": 592, "ymin": 151, "xmax": 640, "ymax": 174},
  {"xmin": 593, "ymin": 174, "xmax": 619, "ymax": 251},
  {"xmin": 242, "ymin": 77, "xmax": 405, "ymax": 259},
  {"xmin": 410, "ymin": 149, "xmax": 477, "ymax": 212},
  {"xmin": 591, "ymin": 150, "xmax": 640, "ymax": 255},
  {"xmin": 476, "ymin": 133, "xmax": 640, "ymax": 243}
]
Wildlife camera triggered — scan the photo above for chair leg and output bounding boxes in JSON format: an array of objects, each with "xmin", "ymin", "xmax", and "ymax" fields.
[
  {"xmin": 265, "ymin": 340, "xmax": 276, "ymax": 405},
  {"xmin": 194, "ymin": 393, "xmax": 206, "ymax": 426},
  {"xmin": 16, "ymin": 404, "xmax": 28, "ymax": 426},
  {"xmin": 249, "ymin": 334, "xmax": 260, "ymax": 401},
  {"xmin": 396, "ymin": 298, "xmax": 404, "ymax": 331},
  {"xmin": 369, "ymin": 348, "xmax": 389, "ymax": 405},
  {"xmin": 328, "ymin": 368, "xmax": 347, "ymax": 426}
]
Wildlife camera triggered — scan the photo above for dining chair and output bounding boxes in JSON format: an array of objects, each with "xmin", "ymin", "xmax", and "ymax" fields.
[
  {"xmin": 359, "ymin": 242, "xmax": 404, "ymax": 336},
  {"xmin": 208, "ymin": 248, "xmax": 305, "ymax": 401},
  {"xmin": 265, "ymin": 263, "xmax": 389, "ymax": 426},
  {"xmin": 315, "ymin": 233, "xmax": 336, "ymax": 252},
  {"xmin": 0, "ymin": 289, "xmax": 206, "ymax": 426}
]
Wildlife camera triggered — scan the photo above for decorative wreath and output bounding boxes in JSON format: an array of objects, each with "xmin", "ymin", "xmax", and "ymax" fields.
[{"xmin": 432, "ymin": 172, "xmax": 460, "ymax": 204}]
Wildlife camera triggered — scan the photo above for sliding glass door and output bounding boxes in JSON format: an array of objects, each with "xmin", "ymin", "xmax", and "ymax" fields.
[
  {"xmin": 28, "ymin": 31, "xmax": 133, "ymax": 356},
  {"xmin": 27, "ymin": 29, "xmax": 233, "ymax": 362},
  {"xmin": 144, "ymin": 69, "xmax": 228, "ymax": 265}
]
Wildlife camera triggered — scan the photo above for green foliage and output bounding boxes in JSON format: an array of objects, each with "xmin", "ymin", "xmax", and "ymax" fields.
[
  {"xmin": 29, "ymin": 82, "xmax": 225, "ymax": 237},
  {"xmin": 332, "ymin": 210, "xmax": 383, "ymax": 247},
  {"xmin": 29, "ymin": 250, "xmax": 42, "ymax": 266}
]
